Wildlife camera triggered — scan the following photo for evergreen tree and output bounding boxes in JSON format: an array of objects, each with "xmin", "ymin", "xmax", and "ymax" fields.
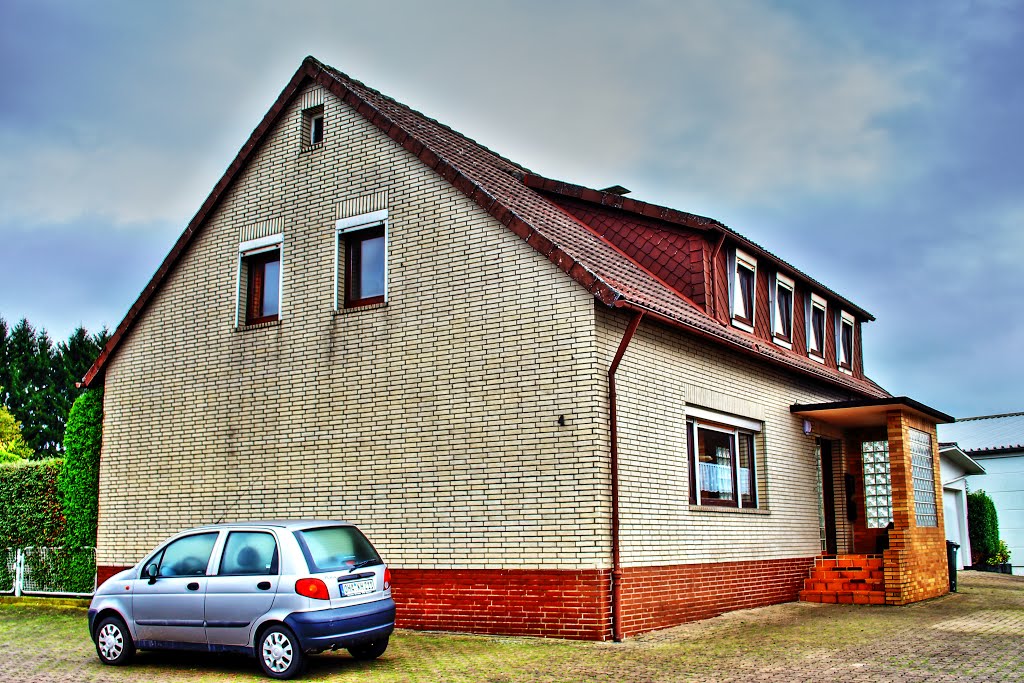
[
  {"xmin": 0, "ymin": 316, "xmax": 108, "ymax": 459},
  {"xmin": 50, "ymin": 326, "xmax": 109, "ymax": 455},
  {"xmin": 4, "ymin": 319, "xmax": 49, "ymax": 455}
]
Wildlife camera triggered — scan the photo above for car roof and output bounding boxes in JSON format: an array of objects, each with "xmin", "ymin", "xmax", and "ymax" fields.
[{"xmin": 184, "ymin": 519, "xmax": 355, "ymax": 532}]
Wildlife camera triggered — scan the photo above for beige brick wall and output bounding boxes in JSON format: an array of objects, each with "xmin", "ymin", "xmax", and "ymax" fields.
[
  {"xmin": 97, "ymin": 80, "xmax": 870, "ymax": 577},
  {"xmin": 97, "ymin": 84, "xmax": 608, "ymax": 570},
  {"xmin": 599, "ymin": 308, "xmax": 859, "ymax": 567}
]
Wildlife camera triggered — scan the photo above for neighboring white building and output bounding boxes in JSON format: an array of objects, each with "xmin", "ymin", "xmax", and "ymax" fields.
[
  {"xmin": 939, "ymin": 413, "xmax": 1024, "ymax": 576},
  {"xmin": 938, "ymin": 444, "xmax": 985, "ymax": 570}
]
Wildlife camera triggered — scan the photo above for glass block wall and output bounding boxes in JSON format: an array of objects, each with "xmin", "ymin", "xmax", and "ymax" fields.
[
  {"xmin": 862, "ymin": 440, "xmax": 893, "ymax": 529},
  {"xmin": 909, "ymin": 428, "xmax": 937, "ymax": 527}
]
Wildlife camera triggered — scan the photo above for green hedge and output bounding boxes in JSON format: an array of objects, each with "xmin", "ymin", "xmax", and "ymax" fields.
[
  {"xmin": 0, "ymin": 458, "xmax": 64, "ymax": 547},
  {"xmin": 0, "ymin": 458, "xmax": 64, "ymax": 591},
  {"xmin": 58, "ymin": 390, "xmax": 102, "ymax": 549},
  {"xmin": 967, "ymin": 489, "xmax": 999, "ymax": 565}
]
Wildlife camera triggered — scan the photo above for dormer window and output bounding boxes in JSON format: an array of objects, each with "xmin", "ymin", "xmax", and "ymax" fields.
[
  {"xmin": 731, "ymin": 248, "xmax": 757, "ymax": 332},
  {"xmin": 772, "ymin": 273, "xmax": 794, "ymax": 348},
  {"xmin": 838, "ymin": 310, "xmax": 855, "ymax": 373},
  {"xmin": 807, "ymin": 293, "xmax": 827, "ymax": 363},
  {"xmin": 303, "ymin": 105, "xmax": 324, "ymax": 148}
]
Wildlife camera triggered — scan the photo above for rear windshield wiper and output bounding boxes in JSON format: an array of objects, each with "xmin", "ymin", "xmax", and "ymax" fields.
[{"xmin": 346, "ymin": 559, "xmax": 381, "ymax": 573}]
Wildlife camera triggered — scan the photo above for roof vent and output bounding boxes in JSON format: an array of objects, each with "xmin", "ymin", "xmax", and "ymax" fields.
[{"xmin": 600, "ymin": 185, "xmax": 631, "ymax": 196}]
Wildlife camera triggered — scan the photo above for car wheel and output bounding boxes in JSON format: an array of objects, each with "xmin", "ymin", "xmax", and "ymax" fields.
[
  {"xmin": 95, "ymin": 615, "xmax": 136, "ymax": 666},
  {"xmin": 347, "ymin": 635, "xmax": 389, "ymax": 661},
  {"xmin": 258, "ymin": 625, "xmax": 306, "ymax": 679}
]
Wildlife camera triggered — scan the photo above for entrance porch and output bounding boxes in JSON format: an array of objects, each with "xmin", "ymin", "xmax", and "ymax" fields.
[{"xmin": 791, "ymin": 397, "xmax": 954, "ymax": 606}]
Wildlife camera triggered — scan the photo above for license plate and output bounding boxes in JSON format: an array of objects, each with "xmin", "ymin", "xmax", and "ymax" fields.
[{"xmin": 339, "ymin": 578, "xmax": 375, "ymax": 597}]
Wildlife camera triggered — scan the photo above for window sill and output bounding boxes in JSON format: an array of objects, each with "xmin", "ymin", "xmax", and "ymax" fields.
[
  {"xmin": 773, "ymin": 336, "xmax": 793, "ymax": 350},
  {"xmin": 301, "ymin": 142, "xmax": 323, "ymax": 154},
  {"xmin": 838, "ymin": 367, "xmax": 853, "ymax": 375},
  {"xmin": 236, "ymin": 319, "xmax": 281, "ymax": 332},
  {"xmin": 690, "ymin": 505, "xmax": 770, "ymax": 515},
  {"xmin": 335, "ymin": 302, "xmax": 388, "ymax": 316},
  {"xmin": 731, "ymin": 318, "xmax": 754, "ymax": 333},
  {"xmin": 807, "ymin": 353, "xmax": 825, "ymax": 364}
]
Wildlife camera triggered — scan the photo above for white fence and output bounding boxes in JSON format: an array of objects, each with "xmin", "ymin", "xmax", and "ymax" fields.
[{"xmin": 0, "ymin": 547, "xmax": 96, "ymax": 598}]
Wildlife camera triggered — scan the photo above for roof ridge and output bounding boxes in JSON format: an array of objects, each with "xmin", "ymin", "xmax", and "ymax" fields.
[
  {"xmin": 956, "ymin": 412, "xmax": 1024, "ymax": 421},
  {"xmin": 310, "ymin": 58, "xmax": 532, "ymax": 176}
]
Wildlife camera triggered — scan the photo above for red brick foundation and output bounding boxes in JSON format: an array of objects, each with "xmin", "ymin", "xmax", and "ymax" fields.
[
  {"xmin": 618, "ymin": 557, "xmax": 815, "ymax": 637},
  {"xmin": 97, "ymin": 565, "xmax": 132, "ymax": 585},
  {"xmin": 97, "ymin": 559, "xmax": 815, "ymax": 640},
  {"xmin": 390, "ymin": 568, "xmax": 612, "ymax": 640}
]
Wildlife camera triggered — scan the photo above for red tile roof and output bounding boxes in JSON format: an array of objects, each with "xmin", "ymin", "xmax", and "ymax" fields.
[{"xmin": 83, "ymin": 57, "xmax": 888, "ymax": 399}]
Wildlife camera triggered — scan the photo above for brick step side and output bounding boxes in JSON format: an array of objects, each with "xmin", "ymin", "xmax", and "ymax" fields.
[
  {"xmin": 806, "ymin": 570, "xmax": 885, "ymax": 582},
  {"xmin": 803, "ymin": 579, "xmax": 884, "ymax": 592},
  {"xmin": 800, "ymin": 554, "xmax": 886, "ymax": 604},
  {"xmin": 799, "ymin": 589, "xmax": 886, "ymax": 605}
]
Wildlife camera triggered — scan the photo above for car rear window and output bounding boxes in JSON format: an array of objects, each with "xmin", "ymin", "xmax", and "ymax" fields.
[{"xmin": 294, "ymin": 526, "xmax": 381, "ymax": 573}]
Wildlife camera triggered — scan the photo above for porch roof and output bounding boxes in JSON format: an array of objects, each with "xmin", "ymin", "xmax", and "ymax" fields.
[{"xmin": 790, "ymin": 396, "xmax": 954, "ymax": 429}]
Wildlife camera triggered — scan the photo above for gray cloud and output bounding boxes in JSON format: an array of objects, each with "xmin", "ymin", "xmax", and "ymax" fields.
[{"xmin": 1, "ymin": 0, "xmax": 1021, "ymax": 416}]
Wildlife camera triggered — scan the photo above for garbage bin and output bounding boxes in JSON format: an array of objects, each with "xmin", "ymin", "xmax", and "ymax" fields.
[{"xmin": 946, "ymin": 540, "xmax": 960, "ymax": 592}]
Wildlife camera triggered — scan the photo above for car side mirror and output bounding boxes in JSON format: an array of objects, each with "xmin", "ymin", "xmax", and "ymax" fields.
[{"xmin": 145, "ymin": 563, "xmax": 159, "ymax": 584}]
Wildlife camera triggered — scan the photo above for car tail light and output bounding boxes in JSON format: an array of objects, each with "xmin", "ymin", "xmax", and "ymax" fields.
[
  {"xmin": 295, "ymin": 578, "xmax": 330, "ymax": 600},
  {"xmin": 383, "ymin": 567, "xmax": 392, "ymax": 590}
]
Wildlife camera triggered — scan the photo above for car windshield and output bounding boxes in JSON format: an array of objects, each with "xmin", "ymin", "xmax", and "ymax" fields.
[{"xmin": 295, "ymin": 526, "xmax": 382, "ymax": 573}]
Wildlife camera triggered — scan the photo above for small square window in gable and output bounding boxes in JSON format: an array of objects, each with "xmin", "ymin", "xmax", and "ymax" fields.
[{"xmin": 302, "ymin": 105, "xmax": 324, "ymax": 149}]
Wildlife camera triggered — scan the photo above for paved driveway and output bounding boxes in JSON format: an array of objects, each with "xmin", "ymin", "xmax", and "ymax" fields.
[{"xmin": 0, "ymin": 571, "xmax": 1021, "ymax": 682}]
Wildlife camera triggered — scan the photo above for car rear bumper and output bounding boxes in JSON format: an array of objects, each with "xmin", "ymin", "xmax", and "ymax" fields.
[{"xmin": 284, "ymin": 598, "xmax": 395, "ymax": 651}]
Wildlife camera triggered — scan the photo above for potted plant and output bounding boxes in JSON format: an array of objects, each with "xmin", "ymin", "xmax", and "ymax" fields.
[{"xmin": 986, "ymin": 540, "xmax": 1012, "ymax": 574}]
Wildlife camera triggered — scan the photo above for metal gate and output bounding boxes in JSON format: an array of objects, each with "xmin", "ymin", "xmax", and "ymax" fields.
[{"xmin": 0, "ymin": 547, "xmax": 96, "ymax": 598}]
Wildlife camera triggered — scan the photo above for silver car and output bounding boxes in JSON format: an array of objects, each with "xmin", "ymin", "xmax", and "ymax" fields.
[{"xmin": 88, "ymin": 520, "xmax": 395, "ymax": 679}]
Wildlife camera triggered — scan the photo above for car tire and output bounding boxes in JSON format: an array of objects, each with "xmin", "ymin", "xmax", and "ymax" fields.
[
  {"xmin": 95, "ymin": 615, "xmax": 136, "ymax": 666},
  {"xmin": 257, "ymin": 625, "xmax": 306, "ymax": 679},
  {"xmin": 347, "ymin": 635, "xmax": 389, "ymax": 661}
]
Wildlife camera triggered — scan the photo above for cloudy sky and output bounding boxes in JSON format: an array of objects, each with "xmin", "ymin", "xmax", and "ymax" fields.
[{"xmin": 1, "ymin": 0, "xmax": 1021, "ymax": 418}]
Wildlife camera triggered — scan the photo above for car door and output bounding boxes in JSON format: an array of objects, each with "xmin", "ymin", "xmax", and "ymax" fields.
[
  {"xmin": 132, "ymin": 532, "xmax": 219, "ymax": 644},
  {"xmin": 204, "ymin": 530, "xmax": 281, "ymax": 646}
]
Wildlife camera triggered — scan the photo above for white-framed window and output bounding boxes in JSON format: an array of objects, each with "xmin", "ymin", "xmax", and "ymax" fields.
[
  {"xmin": 303, "ymin": 105, "xmax": 324, "ymax": 148},
  {"xmin": 236, "ymin": 233, "xmax": 284, "ymax": 327},
  {"xmin": 838, "ymin": 310, "xmax": 855, "ymax": 373},
  {"xmin": 730, "ymin": 248, "xmax": 757, "ymax": 333},
  {"xmin": 335, "ymin": 209, "xmax": 388, "ymax": 310},
  {"xmin": 686, "ymin": 406, "xmax": 761, "ymax": 509},
  {"xmin": 806, "ymin": 292, "xmax": 827, "ymax": 363},
  {"xmin": 771, "ymin": 272, "xmax": 795, "ymax": 348}
]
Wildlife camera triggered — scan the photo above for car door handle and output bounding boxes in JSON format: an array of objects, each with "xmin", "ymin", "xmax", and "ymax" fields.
[
  {"xmin": 187, "ymin": 582, "xmax": 200, "ymax": 591},
  {"xmin": 257, "ymin": 581, "xmax": 272, "ymax": 591}
]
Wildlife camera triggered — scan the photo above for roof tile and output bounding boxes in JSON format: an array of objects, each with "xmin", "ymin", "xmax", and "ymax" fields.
[{"xmin": 82, "ymin": 56, "xmax": 889, "ymax": 400}]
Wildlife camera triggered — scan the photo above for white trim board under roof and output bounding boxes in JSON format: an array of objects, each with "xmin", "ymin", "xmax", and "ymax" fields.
[{"xmin": 791, "ymin": 397, "xmax": 954, "ymax": 429}]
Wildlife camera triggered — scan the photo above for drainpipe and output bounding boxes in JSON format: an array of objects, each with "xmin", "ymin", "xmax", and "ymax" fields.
[
  {"xmin": 608, "ymin": 310, "xmax": 644, "ymax": 642},
  {"xmin": 708, "ymin": 231, "xmax": 726, "ymax": 317}
]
